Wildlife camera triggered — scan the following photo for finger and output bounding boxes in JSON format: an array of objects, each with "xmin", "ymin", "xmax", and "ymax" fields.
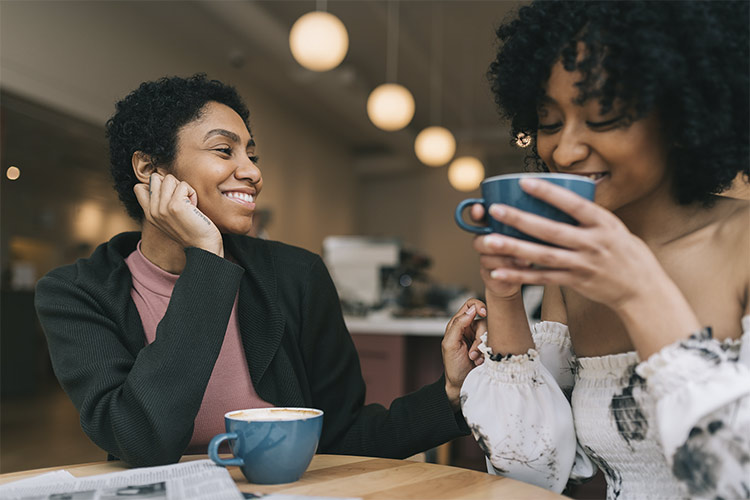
[
  {"xmin": 482, "ymin": 233, "xmax": 577, "ymax": 269},
  {"xmin": 469, "ymin": 334, "xmax": 485, "ymax": 365},
  {"xmin": 158, "ymin": 174, "xmax": 179, "ymax": 215},
  {"xmin": 519, "ymin": 178, "xmax": 604, "ymax": 226},
  {"xmin": 479, "ymin": 254, "xmax": 531, "ymax": 271},
  {"xmin": 489, "ymin": 267, "xmax": 573, "ymax": 287},
  {"xmin": 445, "ymin": 304, "xmax": 478, "ymax": 341},
  {"xmin": 133, "ymin": 184, "xmax": 153, "ymax": 220},
  {"xmin": 148, "ymin": 173, "xmax": 163, "ymax": 216},
  {"xmin": 488, "ymin": 203, "xmax": 583, "ymax": 249},
  {"xmin": 469, "ymin": 203, "xmax": 486, "ymax": 222},
  {"xmin": 172, "ymin": 181, "xmax": 197, "ymax": 210},
  {"xmin": 474, "ymin": 234, "xmax": 521, "ymax": 255},
  {"xmin": 462, "ymin": 298, "xmax": 487, "ymax": 317},
  {"xmin": 465, "ymin": 315, "xmax": 488, "ymax": 345}
]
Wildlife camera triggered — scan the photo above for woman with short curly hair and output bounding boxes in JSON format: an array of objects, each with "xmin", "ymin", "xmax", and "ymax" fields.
[
  {"xmin": 35, "ymin": 74, "xmax": 478, "ymax": 467},
  {"xmin": 457, "ymin": 1, "xmax": 750, "ymax": 498}
]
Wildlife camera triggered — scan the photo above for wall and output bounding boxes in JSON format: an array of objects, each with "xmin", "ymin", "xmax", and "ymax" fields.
[
  {"xmin": 0, "ymin": 0, "xmax": 357, "ymax": 266},
  {"xmin": 357, "ymin": 153, "xmax": 527, "ymax": 296},
  {"xmin": 0, "ymin": 0, "xmax": 545, "ymax": 299}
]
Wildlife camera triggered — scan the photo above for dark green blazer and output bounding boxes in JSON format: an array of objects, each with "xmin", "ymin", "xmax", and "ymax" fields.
[{"xmin": 35, "ymin": 232, "xmax": 468, "ymax": 467}]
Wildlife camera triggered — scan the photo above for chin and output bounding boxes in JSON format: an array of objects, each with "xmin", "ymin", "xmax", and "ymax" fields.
[{"xmin": 217, "ymin": 219, "xmax": 255, "ymax": 237}]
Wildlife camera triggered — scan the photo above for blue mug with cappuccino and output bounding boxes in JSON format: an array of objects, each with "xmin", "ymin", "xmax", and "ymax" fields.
[
  {"xmin": 455, "ymin": 173, "xmax": 595, "ymax": 243},
  {"xmin": 208, "ymin": 407, "xmax": 323, "ymax": 484}
]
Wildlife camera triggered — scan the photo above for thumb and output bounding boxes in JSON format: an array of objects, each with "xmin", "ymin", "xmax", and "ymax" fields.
[{"xmin": 445, "ymin": 305, "xmax": 476, "ymax": 343}]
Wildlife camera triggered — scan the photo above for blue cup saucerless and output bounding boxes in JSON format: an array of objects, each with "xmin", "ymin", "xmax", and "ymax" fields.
[
  {"xmin": 208, "ymin": 407, "xmax": 323, "ymax": 484},
  {"xmin": 455, "ymin": 173, "xmax": 596, "ymax": 243}
]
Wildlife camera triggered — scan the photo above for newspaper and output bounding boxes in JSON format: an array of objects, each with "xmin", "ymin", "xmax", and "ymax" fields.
[{"xmin": 0, "ymin": 459, "xmax": 243, "ymax": 500}]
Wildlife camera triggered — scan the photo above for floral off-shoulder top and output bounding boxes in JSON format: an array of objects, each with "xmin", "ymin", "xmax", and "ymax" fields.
[{"xmin": 460, "ymin": 316, "xmax": 750, "ymax": 500}]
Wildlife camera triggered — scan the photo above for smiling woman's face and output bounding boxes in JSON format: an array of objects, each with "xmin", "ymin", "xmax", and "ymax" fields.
[
  {"xmin": 535, "ymin": 60, "xmax": 672, "ymax": 213},
  {"xmin": 168, "ymin": 101, "xmax": 263, "ymax": 235}
]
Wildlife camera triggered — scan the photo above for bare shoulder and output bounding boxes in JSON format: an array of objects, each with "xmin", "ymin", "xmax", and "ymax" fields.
[
  {"xmin": 712, "ymin": 196, "xmax": 749, "ymax": 248},
  {"xmin": 712, "ymin": 197, "xmax": 750, "ymax": 315}
]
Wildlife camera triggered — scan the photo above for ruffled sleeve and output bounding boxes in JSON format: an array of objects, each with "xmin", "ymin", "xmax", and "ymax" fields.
[
  {"xmin": 635, "ymin": 316, "xmax": 750, "ymax": 498},
  {"xmin": 460, "ymin": 321, "xmax": 595, "ymax": 493}
]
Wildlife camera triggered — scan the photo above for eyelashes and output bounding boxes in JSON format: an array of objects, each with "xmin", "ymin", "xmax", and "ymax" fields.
[
  {"xmin": 537, "ymin": 115, "xmax": 627, "ymax": 133},
  {"xmin": 586, "ymin": 115, "xmax": 626, "ymax": 128},
  {"xmin": 214, "ymin": 148, "xmax": 260, "ymax": 163}
]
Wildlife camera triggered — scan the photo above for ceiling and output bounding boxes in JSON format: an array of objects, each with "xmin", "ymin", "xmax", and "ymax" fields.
[
  {"xmin": 191, "ymin": 0, "xmax": 525, "ymax": 176},
  {"xmin": 1, "ymin": 1, "xmax": 527, "ymax": 183}
]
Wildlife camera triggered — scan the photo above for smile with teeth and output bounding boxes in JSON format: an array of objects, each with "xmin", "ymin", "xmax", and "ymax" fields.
[
  {"xmin": 578, "ymin": 172, "xmax": 608, "ymax": 181},
  {"xmin": 223, "ymin": 191, "xmax": 254, "ymax": 205}
]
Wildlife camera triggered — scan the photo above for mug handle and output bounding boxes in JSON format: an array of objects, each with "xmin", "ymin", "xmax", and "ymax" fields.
[
  {"xmin": 455, "ymin": 198, "xmax": 492, "ymax": 234},
  {"xmin": 208, "ymin": 432, "xmax": 244, "ymax": 467}
]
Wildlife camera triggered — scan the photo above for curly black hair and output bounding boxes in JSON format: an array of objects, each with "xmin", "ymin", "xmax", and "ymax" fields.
[
  {"xmin": 105, "ymin": 74, "xmax": 251, "ymax": 220},
  {"xmin": 489, "ymin": 1, "xmax": 749, "ymax": 205}
]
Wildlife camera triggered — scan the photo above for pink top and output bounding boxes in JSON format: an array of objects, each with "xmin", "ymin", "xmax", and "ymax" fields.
[{"xmin": 125, "ymin": 242, "xmax": 272, "ymax": 453}]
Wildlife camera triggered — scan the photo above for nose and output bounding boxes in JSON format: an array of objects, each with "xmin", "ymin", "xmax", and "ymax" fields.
[
  {"xmin": 550, "ymin": 126, "xmax": 589, "ymax": 170},
  {"xmin": 235, "ymin": 156, "xmax": 262, "ymax": 185}
]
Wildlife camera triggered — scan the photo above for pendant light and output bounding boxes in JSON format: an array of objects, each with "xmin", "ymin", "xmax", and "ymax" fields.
[
  {"xmin": 414, "ymin": 6, "xmax": 455, "ymax": 166},
  {"xmin": 415, "ymin": 126, "xmax": 455, "ymax": 167},
  {"xmin": 289, "ymin": 0, "xmax": 349, "ymax": 72},
  {"xmin": 367, "ymin": 1, "xmax": 415, "ymax": 131},
  {"xmin": 448, "ymin": 156, "xmax": 484, "ymax": 192}
]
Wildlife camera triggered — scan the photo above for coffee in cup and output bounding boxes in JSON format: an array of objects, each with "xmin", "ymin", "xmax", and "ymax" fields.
[
  {"xmin": 208, "ymin": 407, "xmax": 323, "ymax": 484},
  {"xmin": 454, "ymin": 173, "xmax": 595, "ymax": 243}
]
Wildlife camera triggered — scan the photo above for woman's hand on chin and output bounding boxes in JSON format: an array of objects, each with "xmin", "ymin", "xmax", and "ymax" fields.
[{"xmin": 134, "ymin": 173, "xmax": 224, "ymax": 257}]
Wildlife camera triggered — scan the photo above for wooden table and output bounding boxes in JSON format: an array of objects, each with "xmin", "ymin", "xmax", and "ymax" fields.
[{"xmin": 0, "ymin": 454, "xmax": 568, "ymax": 499}]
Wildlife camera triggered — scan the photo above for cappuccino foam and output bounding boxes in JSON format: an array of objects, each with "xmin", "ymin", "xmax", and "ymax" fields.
[{"xmin": 228, "ymin": 408, "xmax": 321, "ymax": 421}]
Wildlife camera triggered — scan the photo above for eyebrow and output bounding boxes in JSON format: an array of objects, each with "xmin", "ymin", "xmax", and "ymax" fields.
[{"xmin": 204, "ymin": 128, "xmax": 255, "ymax": 148}]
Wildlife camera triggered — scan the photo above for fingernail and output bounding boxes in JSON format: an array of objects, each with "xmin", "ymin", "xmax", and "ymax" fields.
[
  {"xmin": 480, "ymin": 307, "xmax": 487, "ymax": 316},
  {"xmin": 465, "ymin": 305, "xmax": 476, "ymax": 315},
  {"xmin": 490, "ymin": 269, "xmax": 508, "ymax": 279},
  {"xmin": 520, "ymin": 178, "xmax": 539, "ymax": 189},
  {"xmin": 469, "ymin": 351, "xmax": 478, "ymax": 360}
]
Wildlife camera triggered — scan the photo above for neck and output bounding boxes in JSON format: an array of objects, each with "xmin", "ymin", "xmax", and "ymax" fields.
[
  {"xmin": 139, "ymin": 222, "xmax": 188, "ymax": 274},
  {"xmin": 614, "ymin": 184, "xmax": 706, "ymax": 246}
]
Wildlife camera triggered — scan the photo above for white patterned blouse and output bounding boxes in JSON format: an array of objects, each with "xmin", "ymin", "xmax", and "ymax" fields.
[{"xmin": 460, "ymin": 316, "xmax": 750, "ymax": 500}]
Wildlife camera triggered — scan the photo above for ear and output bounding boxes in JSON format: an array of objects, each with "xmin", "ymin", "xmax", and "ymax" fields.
[
  {"xmin": 132, "ymin": 151, "xmax": 155, "ymax": 183},
  {"xmin": 131, "ymin": 152, "xmax": 168, "ymax": 183}
]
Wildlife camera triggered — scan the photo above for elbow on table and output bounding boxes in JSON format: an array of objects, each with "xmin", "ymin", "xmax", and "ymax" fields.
[{"xmin": 109, "ymin": 441, "xmax": 187, "ymax": 468}]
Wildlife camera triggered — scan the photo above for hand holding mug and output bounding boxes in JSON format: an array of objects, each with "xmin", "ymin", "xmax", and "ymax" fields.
[
  {"xmin": 455, "ymin": 173, "xmax": 595, "ymax": 241},
  {"xmin": 134, "ymin": 173, "xmax": 223, "ymax": 256},
  {"xmin": 457, "ymin": 173, "xmax": 595, "ymax": 299},
  {"xmin": 463, "ymin": 176, "xmax": 670, "ymax": 312}
]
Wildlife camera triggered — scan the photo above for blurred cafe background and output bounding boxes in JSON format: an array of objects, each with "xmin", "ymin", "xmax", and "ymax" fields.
[{"xmin": 1, "ymin": 0, "xmax": 748, "ymax": 480}]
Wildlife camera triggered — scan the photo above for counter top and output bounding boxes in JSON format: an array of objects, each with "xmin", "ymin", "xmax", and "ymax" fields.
[{"xmin": 344, "ymin": 314, "xmax": 451, "ymax": 336}]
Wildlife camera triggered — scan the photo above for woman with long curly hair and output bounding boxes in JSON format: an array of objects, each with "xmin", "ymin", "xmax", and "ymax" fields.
[{"xmin": 457, "ymin": 1, "xmax": 749, "ymax": 498}]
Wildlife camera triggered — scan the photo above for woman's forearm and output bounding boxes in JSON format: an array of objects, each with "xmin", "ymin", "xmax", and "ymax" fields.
[{"xmin": 485, "ymin": 290, "xmax": 535, "ymax": 355}]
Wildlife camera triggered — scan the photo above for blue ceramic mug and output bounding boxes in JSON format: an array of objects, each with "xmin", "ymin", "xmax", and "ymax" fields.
[
  {"xmin": 455, "ymin": 173, "xmax": 595, "ymax": 243},
  {"xmin": 208, "ymin": 407, "xmax": 323, "ymax": 484}
]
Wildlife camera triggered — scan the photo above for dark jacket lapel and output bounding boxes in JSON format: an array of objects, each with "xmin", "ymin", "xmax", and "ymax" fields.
[{"xmin": 224, "ymin": 235, "xmax": 286, "ymax": 395}]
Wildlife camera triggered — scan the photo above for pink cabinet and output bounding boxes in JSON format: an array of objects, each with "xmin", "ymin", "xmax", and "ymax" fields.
[{"xmin": 347, "ymin": 319, "xmax": 485, "ymax": 470}]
